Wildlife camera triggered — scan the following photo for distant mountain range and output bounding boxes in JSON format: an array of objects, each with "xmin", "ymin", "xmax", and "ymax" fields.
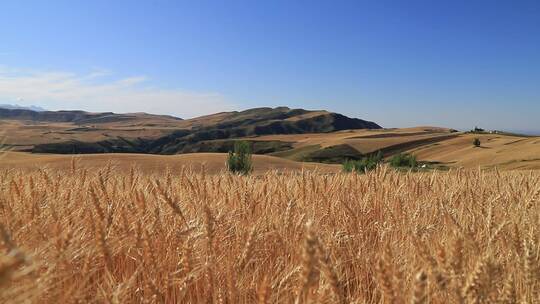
[
  {"xmin": 0, "ymin": 106, "xmax": 382, "ymax": 156},
  {"xmin": 0, "ymin": 104, "xmax": 46, "ymax": 112},
  {"xmin": 0, "ymin": 107, "xmax": 183, "ymax": 124}
]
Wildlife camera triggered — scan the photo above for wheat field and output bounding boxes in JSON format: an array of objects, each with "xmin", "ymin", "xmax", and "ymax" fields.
[{"xmin": 0, "ymin": 162, "xmax": 538, "ymax": 303}]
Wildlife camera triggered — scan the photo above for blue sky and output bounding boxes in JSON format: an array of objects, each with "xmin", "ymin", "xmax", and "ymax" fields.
[{"xmin": 0, "ymin": 1, "xmax": 539, "ymax": 132}]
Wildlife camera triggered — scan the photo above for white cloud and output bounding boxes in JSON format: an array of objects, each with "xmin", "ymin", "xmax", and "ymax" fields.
[{"xmin": 0, "ymin": 66, "xmax": 235, "ymax": 118}]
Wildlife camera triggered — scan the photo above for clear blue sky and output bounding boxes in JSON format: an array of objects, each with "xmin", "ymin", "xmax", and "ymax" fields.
[{"xmin": 1, "ymin": 1, "xmax": 539, "ymax": 133}]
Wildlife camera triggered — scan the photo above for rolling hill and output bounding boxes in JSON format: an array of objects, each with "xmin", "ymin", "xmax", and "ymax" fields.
[
  {"xmin": 1, "ymin": 106, "xmax": 539, "ymax": 170},
  {"xmin": 0, "ymin": 106, "xmax": 381, "ymax": 155},
  {"xmin": 409, "ymin": 133, "xmax": 540, "ymax": 170}
]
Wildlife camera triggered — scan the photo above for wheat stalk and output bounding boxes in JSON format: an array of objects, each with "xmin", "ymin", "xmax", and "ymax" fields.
[{"xmin": 0, "ymin": 165, "xmax": 536, "ymax": 303}]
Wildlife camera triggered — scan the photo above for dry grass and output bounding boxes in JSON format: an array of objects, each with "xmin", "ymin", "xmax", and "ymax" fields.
[{"xmin": 0, "ymin": 164, "xmax": 538, "ymax": 303}]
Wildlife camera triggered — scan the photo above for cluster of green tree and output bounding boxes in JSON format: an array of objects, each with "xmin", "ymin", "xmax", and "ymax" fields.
[
  {"xmin": 389, "ymin": 153, "xmax": 417, "ymax": 168},
  {"xmin": 342, "ymin": 151, "xmax": 422, "ymax": 174},
  {"xmin": 342, "ymin": 151, "xmax": 383, "ymax": 173}
]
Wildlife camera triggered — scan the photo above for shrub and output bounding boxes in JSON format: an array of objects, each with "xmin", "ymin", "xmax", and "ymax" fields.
[
  {"xmin": 226, "ymin": 141, "xmax": 253, "ymax": 174},
  {"xmin": 390, "ymin": 153, "xmax": 417, "ymax": 168},
  {"xmin": 473, "ymin": 138, "xmax": 481, "ymax": 147},
  {"xmin": 342, "ymin": 160, "xmax": 355, "ymax": 173},
  {"xmin": 342, "ymin": 151, "xmax": 383, "ymax": 173}
]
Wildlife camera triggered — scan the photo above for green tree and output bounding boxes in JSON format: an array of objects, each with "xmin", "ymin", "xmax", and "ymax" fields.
[
  {"xmin": 226, "ymin": 141, "xmax": 253, "ymax": 175},
  {"xmin": 342, "ymin": 151, "xmax": 383, "ymax": 174},
  {"xmin": 390, "ymin": 153, "xmax": 417, "ymax": 168}
]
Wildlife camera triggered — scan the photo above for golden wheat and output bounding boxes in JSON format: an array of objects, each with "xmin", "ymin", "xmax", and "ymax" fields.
[{"xmin": 0, "ymin": 166, "xmax": 538, "ymax": 303}]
